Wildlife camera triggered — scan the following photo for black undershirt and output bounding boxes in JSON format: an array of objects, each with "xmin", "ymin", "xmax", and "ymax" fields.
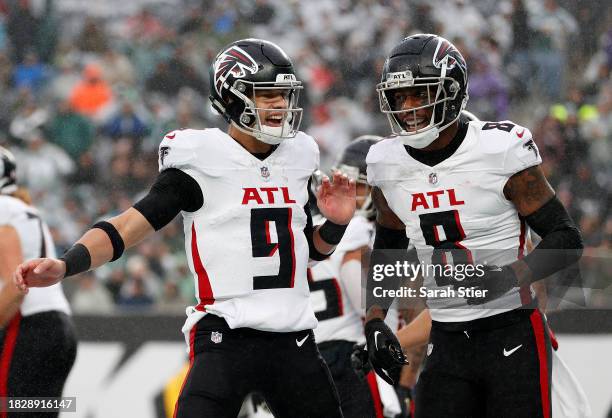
[
  {"xmin": 406, "ymin": 118, "xmax": 469, "ymax": 167},
  {"xmin": 251, "ymin": 144, "xmax": 278, "ymax": 161}
]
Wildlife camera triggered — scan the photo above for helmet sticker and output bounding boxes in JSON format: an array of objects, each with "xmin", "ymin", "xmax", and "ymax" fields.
[
  {"xmin": 433, "ymin": 38, "xmax": 463, "ymax": 71},
  {"xmin": 213, "ymin": 46, "xmax": 259, "ymax": 95}
]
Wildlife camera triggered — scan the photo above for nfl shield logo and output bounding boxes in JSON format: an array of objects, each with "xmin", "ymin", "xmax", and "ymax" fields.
[
  {"xmin": 260, "ymin": 166, "xmax": 270, "ymax": 180},
  {"xmin": 428, "ymin": 172, "xmax": 438, "ymax": 185},
  {"xmin": 211, "ymin": 331, "xmax": 223, "ymax": 344}
]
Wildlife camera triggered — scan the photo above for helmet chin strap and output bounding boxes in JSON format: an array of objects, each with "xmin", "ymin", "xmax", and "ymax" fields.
[
  {"xmin": 398, "ymin": 127, "xmax": 440, "ymax": 149},
  {"xmin": 252, "ymin": 120, "xmax": 292, "ymax": 145}
]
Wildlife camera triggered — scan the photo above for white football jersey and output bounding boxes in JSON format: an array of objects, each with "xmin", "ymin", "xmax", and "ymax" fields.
[
  {"xmin": 158, "ymin": 128, "xmax": 320, "ymax": 336},
  {"xmin": 0, "ymin": 195, "xmax": 70, "ymax": 316},
  {"xmin": 308, "ymin": 214, "xmax": 372, "ymax": 344},
  {"xmin": 367, "ymin": 121, "xmax": 542, "ymax": 322}
]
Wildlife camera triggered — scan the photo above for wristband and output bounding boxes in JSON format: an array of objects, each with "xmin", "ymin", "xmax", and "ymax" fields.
[
  {"xmin": 59, "ymin": 243, "xmax": 92, "ymax": 278},
  {"xmin": 318, "ymin": 220, "xmax": 348, "ymax": 246}
]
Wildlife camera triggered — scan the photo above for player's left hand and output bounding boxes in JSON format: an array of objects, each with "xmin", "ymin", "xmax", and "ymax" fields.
[
  {"xmin": 365, "ymin": 318, "xmax": 408, "ymax": 385},
  {"xmin": 316, "ymin": 171, "xmax": 356, "ymax": 225},
  {"xmin": 454, "ymin": 264, "xmax": 518, "ymax": 305}
]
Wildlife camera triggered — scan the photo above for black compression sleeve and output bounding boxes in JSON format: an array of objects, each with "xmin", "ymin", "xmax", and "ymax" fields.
[
  {"xmin": 522, "ymin": 196, "xmax": 583, "ymax": 282},
  {"xmin": 303, "ymin": 204, "xmax": 330, "ymax": 261},
  {"xmin": 133, "ymin": 168, "xmax": 204, "ymax": 231},
  {"xmin": 373, "ymin": 223, "xmax": 409, "ymax": 250}
]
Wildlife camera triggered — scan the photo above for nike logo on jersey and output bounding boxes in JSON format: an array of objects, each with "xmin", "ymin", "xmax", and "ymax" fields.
[
  {"xmin": 503, "ymin": 344, "xmax": 522, "ymax": 356},
  {"xmin": 296, "ymin": 335, "xmax": 309, "ymax": 347},
  {"xmin": 165, "ymin": 133, "xmax": 176, "ymax": 139},
  {"xmin": 516, "ymin": 129, "xmax": 525, "ymax": 138}
]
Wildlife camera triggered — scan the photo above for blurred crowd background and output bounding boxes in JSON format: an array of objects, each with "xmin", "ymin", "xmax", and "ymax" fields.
[{"xmin": 1, "ymin": 0, "xmax": 610, "ymax": 313}]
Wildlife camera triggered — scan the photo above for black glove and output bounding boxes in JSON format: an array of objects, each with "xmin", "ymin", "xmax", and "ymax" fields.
[
  {"xmin": 364, "ymin": 318, "xmax": 408, "ymax": 385},
  {"xmin": 350, "ymin": 343, "xmax": 371, "ymax": 379},
  {"xmin": 395, "ymin": 385, "xmax": 414, "ymax": 418},
  {"xmin": 454, "ymin": 264, "xmax": 518, "ymax": 305}
]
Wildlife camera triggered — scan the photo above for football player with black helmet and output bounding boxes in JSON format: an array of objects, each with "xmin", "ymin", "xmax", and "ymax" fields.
[
  {"xmin": 0, "ymin": 146, "xmax": 76, "ymax": 416},
  {"xmin": 15, "ymin": 39, "xmax": 353, "ymax": 418},
  {"xmin": 363, "ymin": 34, "xmax": 583, "ymax": 417},
  {"xmin": 309, "ymin": 136, "xmax": 383, "ymax": 418}
]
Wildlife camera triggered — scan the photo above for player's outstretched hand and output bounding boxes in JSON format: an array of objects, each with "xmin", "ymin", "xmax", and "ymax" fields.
[
  {"xmin": 14, "ymin": 258, "xmax": 66, "ymax": 293},
  {"xmin": 365, "ymin": 318, "xmax": 409, "ymax": 385},
  {"xmin": 316, "ymin": 170, "xmax": 356, "ymax": 225}
]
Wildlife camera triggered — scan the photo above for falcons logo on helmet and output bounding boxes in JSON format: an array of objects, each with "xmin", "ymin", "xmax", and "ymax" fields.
[
  {"xmin": 433, "ymin": 38, "xmax": 465, "ymax": 73},
  {"xmin": 213, "ymin": 46, "xmax": 259, "ymax": 95}
]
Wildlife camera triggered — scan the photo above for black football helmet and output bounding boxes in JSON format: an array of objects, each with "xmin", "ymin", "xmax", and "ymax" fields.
[
  {"xmin": 0, "ymin": 146, "xmax": 17, "ymax": 195},
  {"xmin": 333, "ymin": 135, "xmax": 381, "ymax": 218},
  {"xmin": 377, "ymin": 34, "xmax": 468, "ymax": 148},
  {"xmin": 209, "ymin": 38, "xmax": 303, "ymax": 145}
]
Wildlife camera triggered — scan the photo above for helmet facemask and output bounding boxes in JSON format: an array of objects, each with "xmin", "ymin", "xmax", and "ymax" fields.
[
  {"xmin": 229, "ymin": 76, "xmax": 303, "ymax": 145},
  {"xmin": 377, "ymin": 57, "xmax": 466, "ymax": 148}
]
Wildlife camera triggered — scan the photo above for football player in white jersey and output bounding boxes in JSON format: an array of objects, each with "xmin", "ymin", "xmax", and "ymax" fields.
[
  {"xmin": 0, "ymin": 147, "xmax": 76, "ymax": 417},
  {"xmin": 309, "ymin": 136, "xmax": 380, "ymax": 417},
  {"xmin": 14, "ymin": 39, "xmax": 355, "ymax": 418},
  {"xmin": 361, "ymin": 34, "xmax": 583, "ymax": 417}
]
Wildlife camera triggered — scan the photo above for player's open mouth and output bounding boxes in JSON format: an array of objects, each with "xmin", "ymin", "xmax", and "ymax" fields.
[
  {"xmin": 265, "ymin": 114, "xmax": 284, "ymax": 127},
  {"xmin": 402, "ymin": 116, "xmax": 429, "ymax": 131}
]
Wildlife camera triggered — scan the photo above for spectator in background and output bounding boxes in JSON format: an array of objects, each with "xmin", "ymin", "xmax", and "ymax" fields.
[
  {"xmin": 9, "ymin": 96, "xmax": 48, "ymax": 141},
  {"xmin": 145, "ymin": 48, "xmax": 207, "ymax": 98},
  {"xmin": 530, "ymin": 0, "xmax": 577, "ymax": 100},
  {"xmin": 12, "ymin": 51, "xmax": 49, "ymax": 93},
  {"xmin": 120, "ymin": 255, "xmax": 162, "ymax": 303},
  {"xmin": 76, "ymin": 17, "xmax": 108, "ymax": 54},
  {"xmin": 13, "ymin": 129, "xmax": 75, "ymax": 198},
  {"xmin": 507, "ymin": 0, "xmax": 533, "ymax": 100},
  {"xmin": 468, "ymin": 55, "xmax": 509, "ymax": 120},
  {"xmin": 104, "ymin": 99, "xmax": 150, "ymax": 141},
  {"xmin": 156, "ymin": 280, "xmax": 186, "ymax": 314},
  {"xmin": 6, "ymin": 0, "xmax": 39, "ymax": 63},
  {"xmin": 48, "ymin": 100, "xmax": 95, "ymax": 162},
  {"xmin": 124, "ymin": 7, "xmax": 167, "ymax": 40},
  {"xmin": 98, "ymin": 48, "xmax": 136, "ymax": 87},
  {"xmin": 71, "ymin": 273, "xmax": 115, "ymax": 314},
  {"xmin": 69, "ymin": 63, "xmax": 113, "ymax": 121},
  {"xmin": 35, "ymin": 0, "xmax": 60, "ymax": 64},
  {"xmin": 308, "ymin": 103, "xmax": 351, "ymax": 171},
  {"xmin": 105, "ymin": 268, "xmax": 126, "ymax": 304},
  {"xmin": 118, "ymin": 278, "xmax": 154, "ymax": 310}
]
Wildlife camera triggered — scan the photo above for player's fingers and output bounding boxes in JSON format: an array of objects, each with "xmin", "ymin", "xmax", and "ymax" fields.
[
  {"xmin": 14, "ymin": 266, "xmax": 30, "ymax": 292},
  {"xmin": 347, "ymin": 178, "xmax": 356, "ymax": 194},
  {"xmin": 317, "ymin": 176, "xmax": 330, "ymax": 196},
  {"xmin": 33, "ymin": 258, "xmax": 54, "ymax": 275},
  {"xmin": 331, "ymin": 171, "xmax": 344, "ymax": 186}
]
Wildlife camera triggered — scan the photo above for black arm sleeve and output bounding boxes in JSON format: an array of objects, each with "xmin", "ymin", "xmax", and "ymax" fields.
[
  {"xmin": 367, "ymin": 223, "xmax": 419, "ymax": 314},
  {"xmin": 373, "ymin": 223, "xmax": 409, "ymax": 250},
  {"xmin": 522, "ymin": 196, "xmax": 583, "ymax": 282},
  {"xmin": 132, "ymin": 168, "xmax": 204, "ymax": 231}
]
